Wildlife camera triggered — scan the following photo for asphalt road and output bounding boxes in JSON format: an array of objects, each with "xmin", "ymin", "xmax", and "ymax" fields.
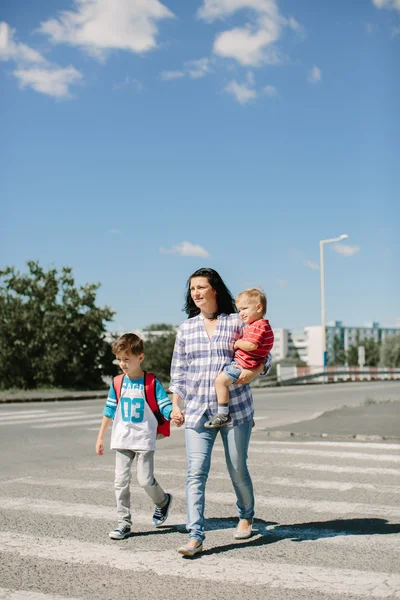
[{"xmin": 0, "ymin": 382, "xmax": 399, "ymax": 600}]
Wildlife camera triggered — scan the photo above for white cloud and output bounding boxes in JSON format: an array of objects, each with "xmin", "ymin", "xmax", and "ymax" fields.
[
  {"xmin": 225, "ymin": 79, "xmax": 257, "ymax": 104},
  {"xmin": 113, "ymin": 76, "xmax": 143, "ymax": 91},
  {"xmin": 13, "ymin": 65, "xmax": 83, "ymax": 98},
  {"xmin": 331, "ymin": 244, "xmax": 360, "ymax": 257},
  {"xmin": 0, "ymin": 21, "xmax": 82, "ymax": 98},
  {"xmin": 198, "ymin": 0, "xmax": 277, "ymax": 21},
  {"xmin": 198, "ymin": 0, "xmax": 302, "ymax": 67},
  {"xmin": 303, "ymin": 260, "xmax": 319, "ymax": 270},
  {"xmin": 185, "ymin": 57, "xmax": 211, "ymax": 79},
  {"xmin": 161, "ymin": 70, "xmax": 185, "ymax": 80},
  {"xmin": 263, "ymin": 84, "xmax": 277, "ymax": 96},
  {"xmin": 0, "ymin": 22, "xmax": 47, "ymax": 64},
  {"xmin": 372, "ymin": 0, "xmax": 400, "ymax": 10},
  {"xmin": 161, "ymin": 58, "xmax": 211, "ymax": 82},
  {"xmin": 213, "ymin": 22, "xmax": 280, "ymax": 66},
  {"xmin": 277, "ymin": 279, "xmax": 288, "ymax": 288},
  {"xmin": 225, "ymin": 71, "xmax": 277, "ymax": 104},
  {"xmin": 39, "ymin": 0, "xmax": 174, "ymax": 59},
  {"xmin": 307, "ymin": 65, "xmax": 321, "ymax": 84},
  {"xmin": 160, "ymin": 241, "xmax": 210, "ymax": 258}
]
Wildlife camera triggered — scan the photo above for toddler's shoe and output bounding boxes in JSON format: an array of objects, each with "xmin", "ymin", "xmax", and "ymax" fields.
[
  {"xmin": 152, "ymin": 493, "xmax": 173, "ymax": 527},
  {"xmin": 204, "ymin": 413, "xmax": 231, "ymax": 428},
  {"xmin": 109, "ymin": 524, "xmax": 131, "ymax": 540}
]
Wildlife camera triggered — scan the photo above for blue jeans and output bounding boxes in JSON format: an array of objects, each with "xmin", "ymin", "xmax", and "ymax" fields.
[{"xmin": 185, "ymin": 414, "xmax": 254, "ymax": 542}]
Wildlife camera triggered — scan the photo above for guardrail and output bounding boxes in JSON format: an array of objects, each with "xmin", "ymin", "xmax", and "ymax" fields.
[{"xmin": 276, "ymin": 365, "xmax": 400, "ymax": 386}]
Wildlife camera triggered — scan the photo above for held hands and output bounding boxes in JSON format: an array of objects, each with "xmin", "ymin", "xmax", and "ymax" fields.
[
  {"xmin": 171, "ymin": 407, "xmax": 185, "ymax": 427},
  {"xmin": 95, "ymin": 438, "xmax": 104, "ymax": 455}
]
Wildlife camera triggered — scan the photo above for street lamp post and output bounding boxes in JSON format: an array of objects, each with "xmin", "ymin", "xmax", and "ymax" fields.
[{"xmin": 320, "ymin": 234, "xmax": 349, "ymax": 369}]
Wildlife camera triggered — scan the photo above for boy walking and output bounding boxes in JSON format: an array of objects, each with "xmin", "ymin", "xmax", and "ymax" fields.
[
  {"xmin": 205, "ymin": 288, "xmax": 274, "ymax": 428},
  {"xmin": 96, "ymin": 333, "xmax": 173, "ymax": 539}
]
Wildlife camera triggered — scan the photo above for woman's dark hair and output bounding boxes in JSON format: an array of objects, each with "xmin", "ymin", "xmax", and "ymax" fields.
[{"xmin": 184, "ymin": 268, "xmax": 236, "ymax": 319}]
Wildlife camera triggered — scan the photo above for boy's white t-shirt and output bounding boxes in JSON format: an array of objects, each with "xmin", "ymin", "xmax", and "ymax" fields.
[{"xmin": 106, "ymin": 376, "xmax": 165, "ymax": 451}]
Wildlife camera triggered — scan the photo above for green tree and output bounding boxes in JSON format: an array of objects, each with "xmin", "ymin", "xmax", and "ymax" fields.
[
  {"xmin": 346, "ymin": 345, "xmax": 359, "ymax": 366},
  {"xmin": 346, "ymin": 338, "xmax": 381, "ymax": 367},
  {"xmin": 144, "ymin": 323, "xmax": 176, "ymax": 332},
  {"xmin": 0, "ymin": 261, "xmax": 116, "ymax": 390},
  {"xmin": 364, "ymin": 338, "xmax": 380, "ymax": 367},
  {"xmin": 142, "ymin": 331, "xmax": 177, "ymax": 384},
  {"xmin": 329, "ymin": 334, "xmax": 346, "ymax": 366},
  {"xmin": 380, "ymin": 334, "xmax": 400, "ymax": 367}
]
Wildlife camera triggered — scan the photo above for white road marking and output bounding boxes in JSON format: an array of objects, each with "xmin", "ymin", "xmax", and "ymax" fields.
[
  {"xmin": 0, "ymin": 410, "xmax": 50, "ymax": 418},
  {"xmin": 0, "ymin": 496, "xmax": 186, "ymax": 524},
  {"xmin": 11, "ymin": 473, "xmax": 398, "ymax": 496},
  {"xmin": 0, "ymin": 588, "xmax": 81, "ymax": 600},
  {"xmin": 265, "ymin": 477, "xmax": 400, "ymax": 494},
  {"xmin": 215, "ymin": 446, "xmax": 400, "ymax": 463},
  {"xmin": 31, "ymin": 418, "xmax": 101, "ymax": 429},
  {"xmin": 291, "ymin": 463, "xmax": 400, "ymax": 476},
  {"xmin": 2, "ymin": 486, "xmax": 399, "ymax": 519},
  {"xmin": 1, "ymin": 532, "xmax": 399, "ymax": 597},
  {"xmin": 0, "ymin": 414, "xmax": 100, "ymax": 427},
  {"xmin": 251, "ymin": 440, "xmax": 400, "ymax": 450}
]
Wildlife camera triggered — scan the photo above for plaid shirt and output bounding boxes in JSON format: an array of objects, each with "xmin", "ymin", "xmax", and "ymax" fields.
[{"xmin": 170, "ymin": 313, "xmax": 272, "ymax": 428}]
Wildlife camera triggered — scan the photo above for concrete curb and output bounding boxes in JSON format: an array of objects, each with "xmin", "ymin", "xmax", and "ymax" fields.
[{"xmin": 0, "ymin": 391, "xmax": 106, "ymax": 404}]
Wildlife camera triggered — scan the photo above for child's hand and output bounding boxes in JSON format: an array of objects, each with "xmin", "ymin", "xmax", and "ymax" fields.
[
  {"xmin": 171, "ymin": 408, "xmax": 184, "ymax": 427},
  {"xmin": 96, "ymin": 438, "xmax": 104, "ymax": 455}
]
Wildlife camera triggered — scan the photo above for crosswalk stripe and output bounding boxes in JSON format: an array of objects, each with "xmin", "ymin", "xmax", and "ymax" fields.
[
  {"xmin": 7, "ymin": 474, "xmax": 399, "ymax": 495},
  {"xmin": 0, "ymin": 414, "xmax": 100, "ymax": 427},
  {"xmin": 291, "ymin": 462, "xmax": 400, "ymax": 476},
  {"xmin": 0, "ymin": 410, "xmax": 88, "ymax": 422},
  {"xmin": 31, "ymin": 418, "xmax": 101, "ymax": 429},
  {"xmin": 78, "ymin": 457, "xmax": 400, "ymax": 476},
  {"xmin": 0, "ymin": 496, "xmax": 186, "ymax": 524},
  {"xmin": 1, "ymin": 495, "xmax": 399, "ymax": 548},
  {"xmin": 251, "ymin": 440, "xmax": 400, "ymax": 450},
  {"xmin": 214, "ymin": 446, "xmax": 400, "ymax": 463},
  {"xmin": 1, "ymin": 487, "xmax": 399, "ymax": 519},
  {"xmin": 0, "ymin": 588, "xmax": 81, "ymax": 600},
  {"xmin": 1, "ymin": 532, "xmax": 399, "ymax": 597},
  {"xmin": 0, "ymin": 410, "xmax": 50, "ymax": 418}
]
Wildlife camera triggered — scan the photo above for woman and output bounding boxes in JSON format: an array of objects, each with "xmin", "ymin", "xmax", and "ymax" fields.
[{"xmin": 170, "ymin": 268, "xmax": 271, "ymax": 557}]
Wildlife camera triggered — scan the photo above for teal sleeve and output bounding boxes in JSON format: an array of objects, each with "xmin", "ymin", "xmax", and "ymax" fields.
[
  {"xmin": 155, "ymin": 379, "xmax": 173, "ymax": 420},
  {"xmin": 103, "ymin": 382, "xmax": 117, "ymax": 419}
]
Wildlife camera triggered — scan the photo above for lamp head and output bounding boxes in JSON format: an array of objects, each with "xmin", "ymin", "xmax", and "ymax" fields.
[{"xmin": 339, "ymin": 234, "xmax": 348, "ymax": 240}]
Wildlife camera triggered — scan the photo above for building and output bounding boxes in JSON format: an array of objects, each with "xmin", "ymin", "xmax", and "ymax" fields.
[
  {"xmin": 108, "ymin": 322, "xmax": 399, "ymax": 368},
  {"xmin": 305, "ymin": 321, "xmax": 399, "ymax": 366}
]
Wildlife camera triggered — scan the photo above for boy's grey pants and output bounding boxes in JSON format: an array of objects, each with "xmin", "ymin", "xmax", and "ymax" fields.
[{"xmin": 114, "ymin": 449, "xmax": 167, "ymax": 526}]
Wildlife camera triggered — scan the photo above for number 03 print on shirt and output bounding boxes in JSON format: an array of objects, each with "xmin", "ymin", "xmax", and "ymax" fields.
[{"xmin": 120, "ymin": 397, "xmax": 145, "ymax": 423}]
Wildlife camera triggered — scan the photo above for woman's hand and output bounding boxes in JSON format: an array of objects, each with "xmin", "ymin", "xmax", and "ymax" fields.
[
  {"xmin": 171, "ymin": 407, "xmax": 185, "ymax": 427},
  {"xmin": 236, "ymin": 364, "xmax": 264, "ymax": 385}
]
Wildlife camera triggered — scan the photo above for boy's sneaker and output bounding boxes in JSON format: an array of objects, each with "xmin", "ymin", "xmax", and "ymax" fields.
[
  {"xmin": 152, "ymin": 493, "xmax": 173, "ymax": 527},
  {"xmin": 109, "ymin": 524, "xmax": 131, "ymax": 540},
  {"xmin": 204, "ymin": 413, "xmax": 231, "ymax": 428}
]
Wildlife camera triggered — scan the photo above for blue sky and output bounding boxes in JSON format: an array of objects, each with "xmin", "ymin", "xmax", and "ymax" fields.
[{"xmin": 1, "ymin": 0, "xmax": 399, "ymax": 333}]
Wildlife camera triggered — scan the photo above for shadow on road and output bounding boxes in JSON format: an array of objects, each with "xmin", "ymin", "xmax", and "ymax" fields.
[{"xmin": 196, "ymin": 517, "xmax": 400, "ymax": 557}]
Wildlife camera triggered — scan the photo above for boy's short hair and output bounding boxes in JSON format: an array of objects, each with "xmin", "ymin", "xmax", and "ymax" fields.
[
  {"xmin": 236, "ymin": 288, "xmax": 267, "ymax": 316},
  {"xmin": 112, "ymin": 333, "xmax": 144, "ymax": 356}
]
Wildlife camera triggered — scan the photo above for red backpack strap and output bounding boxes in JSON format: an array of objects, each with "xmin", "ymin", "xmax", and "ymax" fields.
[
  {"xmin": 144, "ymin": 372, "xmax": 170, "ymax": 438},
  {"xmin": 112, "ymin": 374, "xmax": 124, "ymax": 404}
]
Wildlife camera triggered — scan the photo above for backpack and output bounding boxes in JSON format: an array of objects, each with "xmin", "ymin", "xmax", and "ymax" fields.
[{"xmin": 112, "ymin": 372, "xmax": 170, "ymax": 439}]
